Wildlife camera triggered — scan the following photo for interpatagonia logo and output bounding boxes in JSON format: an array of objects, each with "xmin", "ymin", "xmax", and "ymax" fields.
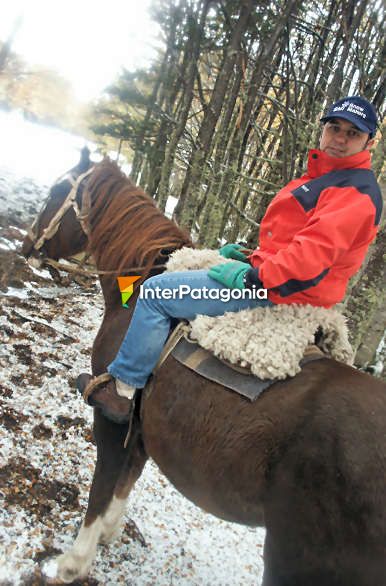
[{"xmin": 117, "ymin": 276, "xmax": 141, "ymax": 307}]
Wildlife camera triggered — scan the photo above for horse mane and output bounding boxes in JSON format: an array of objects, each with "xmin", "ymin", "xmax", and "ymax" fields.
[{"xmin": 84, "ymin": 159, "xmax": 192, "ymax": 275}]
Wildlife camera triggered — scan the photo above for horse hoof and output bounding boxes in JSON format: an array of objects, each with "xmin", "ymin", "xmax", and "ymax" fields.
[
  {"xmin": 42, "ymin": 553, "xmax": 90, "ymax": 584},
  {"xmin": 76, "ymin": 373, "xmax": 93, "ymax": 396},
  {"xmin": 41, "ymin": 558, "xmax": 62, "ymax": 583}
]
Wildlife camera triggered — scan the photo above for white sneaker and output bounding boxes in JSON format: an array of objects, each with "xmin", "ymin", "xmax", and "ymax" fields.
[{"xmin": 116, "ymin": 379, "xmax": 136, "ymax": 400}]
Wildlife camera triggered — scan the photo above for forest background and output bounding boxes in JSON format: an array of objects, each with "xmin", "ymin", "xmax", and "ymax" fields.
[{"xmin": 0, "ymin": 0, "xmax": 385, "ymax": 372}]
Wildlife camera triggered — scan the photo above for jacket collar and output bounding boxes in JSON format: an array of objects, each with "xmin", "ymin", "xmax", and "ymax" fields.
[{"xmin": 307, "ymin": 149, "xmax": 372, "ymax": 178}]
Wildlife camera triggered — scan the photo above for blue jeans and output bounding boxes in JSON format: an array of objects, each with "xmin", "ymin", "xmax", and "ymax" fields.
[{"xmin": 108, "ymin": 269, "xmax": 273, "ymax": 388}]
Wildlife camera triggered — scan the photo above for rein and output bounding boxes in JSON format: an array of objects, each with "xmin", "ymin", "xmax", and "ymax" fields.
[{"xmin": 43, "ymin": 257, "xmax": 167, "ymax": 277}]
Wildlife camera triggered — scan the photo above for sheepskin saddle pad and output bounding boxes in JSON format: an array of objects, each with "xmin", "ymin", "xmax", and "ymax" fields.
[{"xmin": 161, "ymin": 248, "xmax": 354, "ymax": 400}]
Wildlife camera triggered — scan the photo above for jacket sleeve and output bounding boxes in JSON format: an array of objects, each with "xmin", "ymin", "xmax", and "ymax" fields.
[{"xmin": 258, "ymin": 187, "xmax": 377, "ymax": 294}]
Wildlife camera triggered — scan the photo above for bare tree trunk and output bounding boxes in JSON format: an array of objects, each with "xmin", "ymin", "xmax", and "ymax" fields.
[
  {"xmin": 200, "ymin": 0, "xmax": 300, "ymax": 244},
  {"xmin": 197, "ymin": 51, "xmax": 247, "ymax": 244},
  {"xmin": 174, "ymin": 0, "xmax": 255, "ymax": 229},
  {"xmin": 325, "ymin": 0, "xmax": 369, "ymax": 102},
  {"xmin": 344, "ymin": 219, "xmax": 386, "ymax": 366},
  {"xmin": 156, "ymin": 0, "xmax": 211, "ymax": 210}
]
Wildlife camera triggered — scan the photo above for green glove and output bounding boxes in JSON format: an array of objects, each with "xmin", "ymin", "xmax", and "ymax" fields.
[
  {"xmin": 208, "ymin": 261, "xmax": 249, "ymax": 289},
  {"xmin": 219, "ymin": 243, "xmax": 249, "ymax": 262}
]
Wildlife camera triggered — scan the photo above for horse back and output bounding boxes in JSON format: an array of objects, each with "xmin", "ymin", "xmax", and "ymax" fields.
[
  {"xmin": 261, "ymin": 360, "xmax": 386, "ymax": 585},
  {"xmin": 142, "ymin": 357, "xmax": 386, "ymax": 584}
]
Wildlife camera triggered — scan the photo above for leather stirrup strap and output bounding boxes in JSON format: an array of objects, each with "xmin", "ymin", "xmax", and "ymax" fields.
[
  {"xmin": 82, "ymin": 372, "xmax": 112, "ymax": 404},
  {"xmin": 153, "ymin": 321, "xmax": 192, "ymax": 373}
]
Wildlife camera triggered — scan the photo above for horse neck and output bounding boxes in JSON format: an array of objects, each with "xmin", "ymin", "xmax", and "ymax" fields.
[
  {"xmin": 89, "ymin": 218, "xmax": 188, "ymax": 310},
  {"xmin": 83, "ymin": 168, "xmax": 191, "ymax": 307},
  {"xmin": 93, "ymin": 229, "xmax": 176, "ymax": 310},
  {"xmin": 99, "ymin": 275, "xmax": 126, "ymax": 310},
  {"xmin": 98, "ymin": 264, "xmax": 165, "ymax": 311},
  {"xmin": 100, "ymin": 278, "xmax": 140, "ymax": 321}
]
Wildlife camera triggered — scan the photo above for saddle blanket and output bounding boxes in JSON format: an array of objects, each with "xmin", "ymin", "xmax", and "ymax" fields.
[
  {"xmin": 172, "ymin": 335, "xmax": 273, "ymax": 400},
  {"xmin": 156, "ymin": 323, "xmax": 325, "ymax": 401}
]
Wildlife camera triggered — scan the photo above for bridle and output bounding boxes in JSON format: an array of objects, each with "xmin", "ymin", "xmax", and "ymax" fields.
[
  {"xmin": 27, "ymin": 167, "xmax": 94, "ymax": 253},
  {"xmin": 24, "ymin": 167, "xmax": 100, "ymax": 277}
]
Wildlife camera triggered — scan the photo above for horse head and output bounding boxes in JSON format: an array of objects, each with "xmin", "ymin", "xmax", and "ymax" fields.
[
  {"xmin": 22, "ymin": 146, "xmax": 93, "ymax": 269},
  {"xmin": 22, "ymin": 153, "xmax": 192, "ymax": 283}
]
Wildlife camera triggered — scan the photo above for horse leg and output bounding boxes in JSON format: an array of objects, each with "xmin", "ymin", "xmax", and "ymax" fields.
[
  {"xmin": 45, "ymin": 412, "xmax": 147, "ymax": 583},
  {"xmin": 99, "ymin": 423, "xmax": 147, "ymax": 544}
]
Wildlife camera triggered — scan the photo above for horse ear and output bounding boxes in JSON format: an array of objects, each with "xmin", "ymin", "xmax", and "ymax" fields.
[{"xmin": 78, "ymin": 146, "xmax": 91, "ymax": 172}]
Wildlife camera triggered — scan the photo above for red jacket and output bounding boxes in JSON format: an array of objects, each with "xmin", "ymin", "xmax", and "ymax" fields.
[{"xmin": 249, "ymin": 149, "xmax": 382, "ymax": 308}]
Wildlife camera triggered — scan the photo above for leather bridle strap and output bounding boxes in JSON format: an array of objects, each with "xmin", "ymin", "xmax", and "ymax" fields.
[{"xmin": 29, "ymin": 167, "xmax": 94, "ymax": 252}]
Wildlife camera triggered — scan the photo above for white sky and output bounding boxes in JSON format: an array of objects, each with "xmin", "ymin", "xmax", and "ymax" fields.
[{"xmin": 0, "ymin": 0, "xmax": 160, "ymax": 102}]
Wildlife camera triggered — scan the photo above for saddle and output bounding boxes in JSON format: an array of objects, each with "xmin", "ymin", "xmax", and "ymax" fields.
[
  {"xmin": 163, "ymin": 248, "xmax": 353, "ymax": 397},
  {"xmin": 154, "ymin": 322, "xmax": 326, "ymax": 401}
]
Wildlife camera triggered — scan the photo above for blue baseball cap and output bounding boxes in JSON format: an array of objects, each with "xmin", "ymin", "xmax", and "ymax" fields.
[{"xmin": 321, "ymin": 96, "xmax": 378, "ymax": 138}]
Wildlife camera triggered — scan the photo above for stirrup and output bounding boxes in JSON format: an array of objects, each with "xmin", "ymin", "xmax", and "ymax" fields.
[{"xmin": 82, "ymin": 372, "xmax": 113, "ymax": 404}]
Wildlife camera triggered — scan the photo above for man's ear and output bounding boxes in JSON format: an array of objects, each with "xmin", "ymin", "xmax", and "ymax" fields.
[{"xmin": 365, "ymin": 138, "xmax": 375, "ymax": 150}]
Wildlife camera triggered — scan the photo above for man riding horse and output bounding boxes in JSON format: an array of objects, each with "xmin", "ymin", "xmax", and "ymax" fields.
[{"xmin": 84, "ymin": 95, "xmax": 382, "ymax": 424}]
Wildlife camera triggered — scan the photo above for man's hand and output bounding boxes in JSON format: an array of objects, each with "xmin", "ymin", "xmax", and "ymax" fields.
[
  {"xmin": 219, "ymin": 243, "xmax": 249, "ymax": 262},
  {"xmin": 208, "ymin": 261, "xmax": 249, "ymax": 289},
  {"xmin": 208, "ymin": 261, "xmax": 264, "ymax": 290}
]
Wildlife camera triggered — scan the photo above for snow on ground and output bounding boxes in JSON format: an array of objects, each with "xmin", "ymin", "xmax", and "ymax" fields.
[
  {"xmin": 0, "ymin": 136, "xmax": 266, "ymax": 585},
  {"xmin": 0, "ymin": 282, "xmax": 265, "ymax": 585}
]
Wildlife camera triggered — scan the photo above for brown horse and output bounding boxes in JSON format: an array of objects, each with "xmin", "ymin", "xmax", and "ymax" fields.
[{"xmin": 22, "ymin": 158, "xmax": 386, "ymax": 586}]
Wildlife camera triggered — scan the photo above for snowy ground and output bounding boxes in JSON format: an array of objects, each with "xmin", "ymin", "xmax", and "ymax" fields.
[{"xmin": 0, "ymin": 117, "xmax": 266, "ymax": 586}]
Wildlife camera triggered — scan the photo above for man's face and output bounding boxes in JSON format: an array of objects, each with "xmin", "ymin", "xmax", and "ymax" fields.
[{"xmin": 319, "ymin": 117, "xmax": 374, "ymax": 158}]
